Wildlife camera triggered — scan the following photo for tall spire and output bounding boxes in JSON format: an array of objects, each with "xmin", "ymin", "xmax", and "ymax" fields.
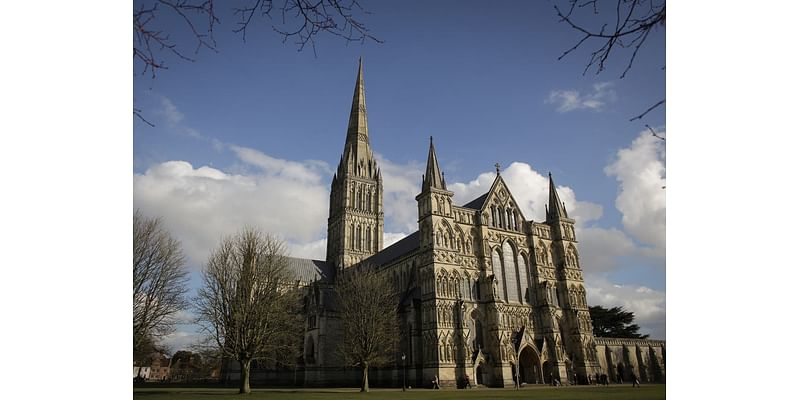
[
  {"xmin": 422, "ymin": 136, "xmax": 447, "ymax": 191},
  {"xmin": 346, "ymin": 57, "xmax": 369, "ymax": 146},
  {"xmin": 547, "ymin": 172, "xmax": 569, "ymax": 220}
]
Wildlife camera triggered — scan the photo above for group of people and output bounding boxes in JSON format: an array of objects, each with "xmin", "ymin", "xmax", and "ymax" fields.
[
  {"xmin": 431, "ymin": 374, "xmax": 473, "ymax": 389},
  {"xmin": 588, "ymin": 372, "xmax": 610, "ymax": 385}
]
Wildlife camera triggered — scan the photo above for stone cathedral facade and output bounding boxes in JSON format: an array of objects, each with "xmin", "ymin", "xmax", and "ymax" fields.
[{"xmin": 231, "ymin": 61, "xmax": 666, "ymax": 388}]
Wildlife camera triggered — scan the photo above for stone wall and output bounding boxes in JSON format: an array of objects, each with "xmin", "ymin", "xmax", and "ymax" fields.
[{"xmin": 594, "ymin": 337, "xmax": 665, "ymax": 383}]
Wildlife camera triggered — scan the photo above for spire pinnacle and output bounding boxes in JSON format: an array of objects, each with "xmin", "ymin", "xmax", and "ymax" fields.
[
  {"xmin": 547, "ymin": 172, "xmax": 569, "ymax": 220},
  {"xmin": 346, "ymin": 58, "xmax": 369, "ymax": 145},
  {"xmin": 422, "ymin": 136, "xmax": 447, "ymax": 191}
]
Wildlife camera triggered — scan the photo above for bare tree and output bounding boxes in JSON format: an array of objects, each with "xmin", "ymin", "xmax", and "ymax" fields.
[
  {"xmin": 133, "ymin": 210, "xmax": 189, "ymax": 358},
  {"xmin": 334, "ymin": 267, "xmax": 399, "ymax": 392},
  {"xmin": 555, "ymin": 0, "xmax": 665, "ymax": 121},
  {"xmin": 194, "ymin": 227, "xmax": 302, "ymax": 394}
]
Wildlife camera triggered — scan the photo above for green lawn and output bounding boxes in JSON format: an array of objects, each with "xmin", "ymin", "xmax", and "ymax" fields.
[{"xmin": 134, "ymin": 385, "xmax": 665, "ymax": 400}]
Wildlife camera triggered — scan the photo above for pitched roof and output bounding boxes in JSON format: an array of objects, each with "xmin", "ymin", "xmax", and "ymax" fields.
[
  {"xmin": 363, "ymin": 231, "xmax": 420, "ymax": 266},
  {"xmin": 461, "ymin": 192, "xmax": 489, "ymax": 210},
  {"xmin": 284, "ymin": 257, "xmax": 335, "ymax": 284}
]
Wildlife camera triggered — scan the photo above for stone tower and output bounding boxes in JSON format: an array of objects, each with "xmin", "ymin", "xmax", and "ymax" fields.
[
  {"xmin": 326, "ymin": 59, "xmax": 384, "ymax": 270},
  {"xmin": 541, "ymin": 173, "xmax": 600, "ymax": 382}
]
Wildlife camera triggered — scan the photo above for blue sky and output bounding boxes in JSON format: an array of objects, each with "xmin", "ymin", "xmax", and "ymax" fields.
[{"xmin": 133, "ymin": 0, "xmax": 666, "ymax": 349}]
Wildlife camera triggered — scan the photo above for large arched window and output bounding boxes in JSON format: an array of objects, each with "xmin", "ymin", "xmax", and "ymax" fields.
[
  {"xmin": 491, "ymin": 249, "xmax": 506, "ymax": 301},
  {"xmin": 518, "ymin": 252, "xmax": 530, "ymax": 304},
  {"xmin": 502, "ymin": 242, "xmax": 520, "ymax": 303}
]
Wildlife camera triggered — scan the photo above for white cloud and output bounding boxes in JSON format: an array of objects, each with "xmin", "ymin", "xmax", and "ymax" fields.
[
  {"xmin": 584, "ymin": 276, "xmax": 666, "ymax": 339},
  {"xmin": 577, "ymin": 227, "xmax": 637, "ymax": 272},
  {"xmin": 133, "ymin": 149, "xmax": 331, "ymax": 268},
  {"xmin": 546, "ymin": 81, "xmax": 617, "ymax": 112},
  {"xmin": 384, "ymin": 232, "xmax": 411, "ymax": 248},
  {"xmin": 604, "ymin": 130, "xmax": 666, "ymax": 253},
  {"xmin": 159, "ymin": 96, "xmax": 184, "ymax": 125},
  {"xmin": 374, "ymin": 154, "xmax": 424, "ymax": 233},
  {"xmin": 160, "ymin": 329, "xmax": 202, "ymax": 354}
]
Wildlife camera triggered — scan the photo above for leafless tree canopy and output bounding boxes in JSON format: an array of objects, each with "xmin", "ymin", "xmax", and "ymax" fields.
[
  {"xmin": 555, "ymin": 0, "xmax": 665, "ymax": 78},
  {"xmin": 194, "ymin": 228, "xmax": 302, "ymax": 394},
  {"xmin": 134, "ymin": 0, "xmax": 379, "ymax": 79},
  {"xmin": 133, "ymin": 210, "xmax": 189, "ymax": 357},
  {"xmin": 554, "ymin": 0, "xmax": 666, "ymax": 123},
  {"xmin": 334, "ymin": 267, "xmax": 399, "ymax": 392}
]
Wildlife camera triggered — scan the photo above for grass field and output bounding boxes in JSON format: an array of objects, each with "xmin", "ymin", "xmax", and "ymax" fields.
[{"xmin": 134, "ymin": 385, "xmax": 665, "ymax": 400}]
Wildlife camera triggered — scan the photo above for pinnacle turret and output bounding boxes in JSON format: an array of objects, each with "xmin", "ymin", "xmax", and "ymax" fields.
[
  {"xmin": 547, "ymin": 172, "xmax": 569, "ymax": 220},
  {"xmin": 422, "ymin": 136, "xmax": 447, "ymax": 191}
]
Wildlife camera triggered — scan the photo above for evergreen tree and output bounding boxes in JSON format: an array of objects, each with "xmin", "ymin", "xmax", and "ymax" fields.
[{"xmin": 588, "ymin": 305, "xmax": 649, "ymax": 339}]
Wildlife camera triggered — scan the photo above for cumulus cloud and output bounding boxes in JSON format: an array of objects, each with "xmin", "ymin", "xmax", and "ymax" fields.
[
  {"xmin": 578, "ymin": 227, "xmax": 637, "ymax": 272},
  {"xmin": 584, "ymin": 276, "xmax": 666, "ymax": 339},
  {"xmin": 546, "ymin": 82, "xmax": 617, "ymax": 113},
  {"xmin": 604, "ymin": 130, "xmax": 666, "ymax": 253},
  {"xmin": 133, "ymin": 148, "xmax": 331, "ymax": 268}
]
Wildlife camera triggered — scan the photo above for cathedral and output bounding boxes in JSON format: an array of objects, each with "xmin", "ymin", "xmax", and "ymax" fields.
[{"xmin": 231, "ymin": 60, "xmax": 666, "ymax": 388}]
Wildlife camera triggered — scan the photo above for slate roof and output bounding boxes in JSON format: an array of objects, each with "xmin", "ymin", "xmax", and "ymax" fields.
[
  {"xmin": 284, "ymin": 257, "xmax": 335, "ymax": 284},
  {"xmin": 461, "ymin": 192, "xmax": 489, "ymax": 210},
  {"xmin": 363, "ymin": 231, "xmax": 420, "ymax": 267}
]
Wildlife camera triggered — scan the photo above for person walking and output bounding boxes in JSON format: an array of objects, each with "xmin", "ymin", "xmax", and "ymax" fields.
[
  {"xmin": 632, "ymin": 374, "xmax": 641, "ymax": 388},
  {"xmin": 432, "ymin": 375, "xmax": 440, "ymax": 389},
  {"xmin": 464, "ymin": 374, "xmax": 472, "ymax": 389}
]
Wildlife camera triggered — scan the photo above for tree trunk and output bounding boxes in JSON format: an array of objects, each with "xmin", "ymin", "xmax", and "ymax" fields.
[
  {"xmin": 361, "ymin": 362, "xmax": 369, "ymax": 392},
  {"xmin": 239, "ymin": 359, "xmax": 252, "ymax": 394}
]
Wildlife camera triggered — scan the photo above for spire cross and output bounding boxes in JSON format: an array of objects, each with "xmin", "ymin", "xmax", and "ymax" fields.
[{"xmin": 495, "ymin": 163, "xmax": 501, "ymax": 175}]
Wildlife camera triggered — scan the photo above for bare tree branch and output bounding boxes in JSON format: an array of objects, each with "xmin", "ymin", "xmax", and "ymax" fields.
[
  {"xmin": 134, "ymin": 107, "xmax": 156, "ymax": 127},
  {"xmin": 644, "ymin": 124, "xmax": 665, "ymax": 142},
  {"xmin": 133, "ymin": 1, "xmax": 219, "ymax": 79},
  {"xmin": 555, "ymin": 0, "xmax": 665, "ymax": 79},
  {"xmin": 233, "ymin": 0, "xmax": 383, "ymax": 55},
  {"xmin": 629, "ymin": 99, "xmax": 665, "ymax": 122}
]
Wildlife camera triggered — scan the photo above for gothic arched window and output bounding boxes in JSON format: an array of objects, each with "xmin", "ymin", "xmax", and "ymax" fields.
[{"xmin": 502, "ymin": 242, "xmax": 519, "ymax": 303}]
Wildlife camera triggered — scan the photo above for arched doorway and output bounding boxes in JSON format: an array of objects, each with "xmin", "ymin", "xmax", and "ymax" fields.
[
  {"xmin": 476, "ymin": 362, "xmax": 486, "ymax": 385},
  {"xmin": 542, "ymin": 361, "xmax": 553, "ymax": 385},
  {"xmin": 518, "ymin": 346, "xmax": 540, "ymax": 384}
]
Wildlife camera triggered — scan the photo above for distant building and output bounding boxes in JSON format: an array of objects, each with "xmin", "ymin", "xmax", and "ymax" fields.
[{"xmin": 149, "ymin": 354, "xmax": 171, "ymax": 382}]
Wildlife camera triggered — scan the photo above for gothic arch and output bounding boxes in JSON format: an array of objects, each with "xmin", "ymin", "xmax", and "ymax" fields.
[
  {"xmin": 502, "ymin": 240, "xmax": 521, "ymax": 303},
  {"xmin": 518, "ymin": 250, "xmax": 530, "ymax": 303},
  {"xmin": 491, "ymin": 247, "xmax": 506, "ymax": 301},
  {"xmin": 519, "ymin": 345, "xmax": 543, "ymax": 384}
]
